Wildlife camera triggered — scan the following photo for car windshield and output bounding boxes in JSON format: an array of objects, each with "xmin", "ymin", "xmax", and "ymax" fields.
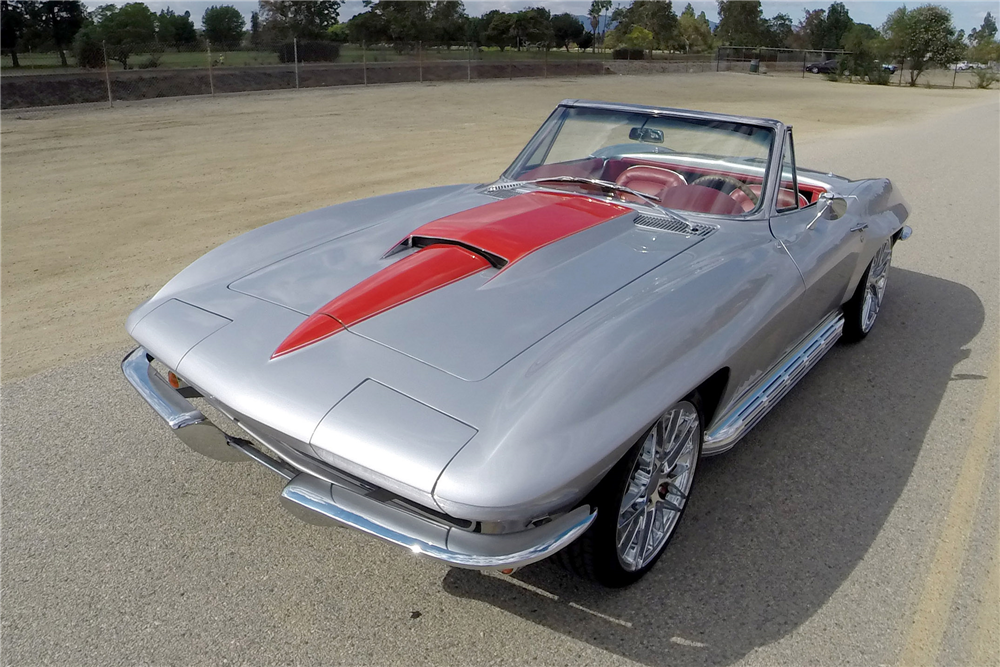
[{"xmin": 502, "ymin": 105, "xmax": 776, "ymax": 216}]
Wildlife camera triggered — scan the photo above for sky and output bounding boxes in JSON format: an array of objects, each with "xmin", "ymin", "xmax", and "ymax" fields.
[{"xmin": 83, "ymin": 1, "xmax": 998, "ymax": 36}]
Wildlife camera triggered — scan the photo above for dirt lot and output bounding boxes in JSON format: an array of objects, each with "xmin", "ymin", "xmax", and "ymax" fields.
[{"xmin": 0, "ymin": 72, "xmax": 991, "ymax": 380}]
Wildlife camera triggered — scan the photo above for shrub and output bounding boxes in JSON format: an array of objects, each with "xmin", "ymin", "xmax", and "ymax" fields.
[
  {"xmin": 73, "ymin": 26, "xmax": 105, "ymax": 69},
  {"xmin": 971, "ymin": 68, "xmax": 1000, "ymax": 88},
  {"xmin": 136, "ymin": 53, "xmax": 161, "ymax": 69},
  {"xmin": 824, "ymin": 72, "xmax": 840, "ymax": 82},
  {"xmin": 867, "ymin": 68, "xmax": 893, "ymax": 85},
  {"xmin": 612, "ymin": 48, "xmax": 646, "ymax": 60},
  {"xmin": 276, "ymin": 40, "xmax": 340, "ymax": 63}
]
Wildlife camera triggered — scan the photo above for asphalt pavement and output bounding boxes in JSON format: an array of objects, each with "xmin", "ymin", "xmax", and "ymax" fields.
[{"xmin": 2, "ymin": 97, "xmax": 997, "ymax": 666}]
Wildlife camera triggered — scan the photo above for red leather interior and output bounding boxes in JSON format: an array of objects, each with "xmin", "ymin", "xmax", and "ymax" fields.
[
  {"xmin": 519, "ymin": 158, "xmax": 604, "ymax": 182},
  {"xmin": 730, "ymin": 188, "xmax": 755, "ymax": 212},
  {"xmin": 614, "ymin": 165, "xmax": 686, "ymax": 197},
  {"xmin": 658, "ymin": 184, "xmax": 745, "ymax": 215},
  {"xmin": 516, "ymin": 157, "xmax": 821, "ymax": 212}
]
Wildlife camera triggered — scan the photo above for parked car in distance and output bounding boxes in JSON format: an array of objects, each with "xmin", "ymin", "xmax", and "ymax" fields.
[
  {"xmin": 123, "ymin": 100, "xmax": 912, "ymax": 587},
  {"xmin": 881, "ymin": 62, "xmax": 898, "ymax": 73},
  {"xmin": 805, "ymin": 59, "xmax": 839, "ymax": 74},
  {"xmin": 953, "ymin": 61, "xmax": 971, "ymax": 71}
]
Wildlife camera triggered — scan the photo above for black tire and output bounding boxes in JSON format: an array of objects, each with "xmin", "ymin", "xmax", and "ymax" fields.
[
  {"xmin": 810, "ymin": 66, "xmax": 819, "ymax": 74},
  {"xmin": 557, "ymin": 395, "xmax": 703, "ymax": 587}
]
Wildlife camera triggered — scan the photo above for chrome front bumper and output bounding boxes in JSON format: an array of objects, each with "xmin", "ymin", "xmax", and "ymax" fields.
[{"xmin": 121, "ymin": 347, "xmax": 596, "ymax": 570}]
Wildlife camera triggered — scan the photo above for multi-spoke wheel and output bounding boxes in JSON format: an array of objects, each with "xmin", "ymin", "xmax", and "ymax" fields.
[
  {"xmin": 844, "ymin": 238, "xmax": 893, "ymax": 342},
  {"xmin": 557, "ymin": 398, "xmax": 702, "ymax": 587}
]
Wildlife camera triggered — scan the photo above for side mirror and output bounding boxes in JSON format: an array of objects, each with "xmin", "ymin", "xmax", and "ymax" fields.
[{"xmin": 818, "ymin": 192, "xmax": 848, "ymax": 220}]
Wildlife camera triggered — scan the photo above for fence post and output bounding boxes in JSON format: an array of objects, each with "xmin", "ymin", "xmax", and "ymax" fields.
[
  {"xmin": 467, "ymin": 42, "xmax": 471, "ymax": 82},
  {"xmin": 716, "ymin": 47, "xmax": 720, "ymax": 72},
  {"xmin": 509, "ymin": 47, "xmax": 512, "ymax": 79},
  {"xmin": 102, "ymin": 41, "xmax": 113, "ymax": 108},
  {"xmin": 418, "ymin": 41, "xmax": 422, "ymax": 83},
  {"xmin": 898, "ymin": 61, "xmax": 904, "ymax": 86},
  {"xmin": 544, "ymin": 47, "xmax": 548, "ymax": 78},
  {"xmin": 802, "ymin": 51, "xmax": 806, "ymax": 78},
  {"xmin": 951, "ymin": 63, "xmax": 957, "ymax": 88},
  {"xmin": 207, "ymin": 40, "xmax": 215, "ymax": 96},
  {"xmin": 362, "ymin": 41, "xmax": 367, "ymax": 86},
  {"xmin": 293, "ymin": 37, "xmax": 300, "ymax": 89}
]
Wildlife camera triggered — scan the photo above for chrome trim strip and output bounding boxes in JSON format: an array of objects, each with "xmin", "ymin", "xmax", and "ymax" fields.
[
  {"xmin": 226, "ymin": 436, "xmax": 297, "ymax": 480},
  {"xmin": 280, "ymin": 473, "xmax": 597, "ymax": 570},
  {"xmin": 122, "ymin": 347, "xmax": 235, "ymax": 460},
  {"xmin": 704, "ymin": 312, "xmax": 844, "ymax": 455}
]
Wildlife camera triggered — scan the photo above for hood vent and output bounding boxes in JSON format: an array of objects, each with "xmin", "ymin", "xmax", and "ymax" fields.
[{"xmin": 634, "ymin": 213, "xmax": 716, "ymax": 238}]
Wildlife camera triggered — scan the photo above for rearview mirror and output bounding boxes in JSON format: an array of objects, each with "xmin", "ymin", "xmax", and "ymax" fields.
[
  {"xmin": 629, "ymin": 127, "xmax": 664, "ymax": 144},
  {"xmin": 818, "ymin": 192, "xmax": 848, "ymax": 220}
]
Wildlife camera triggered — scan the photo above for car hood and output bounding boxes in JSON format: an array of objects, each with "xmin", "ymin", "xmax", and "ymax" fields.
[{"xmin": 226, "ymin": 189, "xmax": 705, "ymax": 380}]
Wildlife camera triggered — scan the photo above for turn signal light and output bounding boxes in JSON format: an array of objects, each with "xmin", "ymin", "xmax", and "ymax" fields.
[{"xmin": 167, "ymin": 371, "xmax": 180, "ymax": 389}]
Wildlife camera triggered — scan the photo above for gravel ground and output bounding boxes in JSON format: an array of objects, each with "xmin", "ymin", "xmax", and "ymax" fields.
[{"xmin": 1, "ymin": 74, "xmax": 997, "ymax": 666}]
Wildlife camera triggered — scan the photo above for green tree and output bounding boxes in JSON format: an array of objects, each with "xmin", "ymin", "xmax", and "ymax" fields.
[
  {"xmin": 823, "ymin": 1, "xmax": 853, "ymax": 49},
  {"xmin": 882, "ymin": 4, "xmax": 965, "ymax": 85},
  {"xmin": 590, "ymin": 0, "xmax": 611, "ymax": 47},
  {"xmin": 35, "ymin": 1, "xmax": 86, "ymax": 66},
  {"xmin": 716, "ymin": 0, "xmax": 762, "ymax": 46},
  {"xmin": 98, "ymin": 3, "xmax": 157, "ymax": 68},
  {"xmin": 551, "ymin": 12, "xmax": 584, "ymax": 51},
  {"xmin": 677, "ymin": 3, "xmax": 713, "ymax": 52},
  {"xmin": 430, "ymin": 0, "xmax": 467, "ymax": 47},
  {"xmin": 258, "ymin": 1, "xmax": 340, "ymax": 41},
  {"xmin": 158, "ymin": 7, "xmax": 197, "ymax": 51},
  {"xmin": 762, "ymin": 13, "xmax": 793, "ymax": 48},
  {"xmin": 841, "ymin": 22, "xmax": 887, "ymax": 81},
  {"xmin": 623, "ymin": 25, "xmax": 654, "ymax": 50},
  {"xmin": 511, "ymin": 7, "xmax": 552, "ymax": 50},
  {"xmin": 346, "ymin": 8, "xmax": 383, "ymax": 45},
  {"xmin": 790, "ymin": 8, "xmax": 825, "ymax": 49},
  {"xmin": 1, "ymin": 0, "xmax": 27, "ymax": 67},
  {"xmin": 483, "ymin": 10, "xmax": 515, "ymax": 51},
  {"xmin": 249, "ymin": 10, "xmax": 259, "ymax": 44},
  {"xmin": 202, "ymin": 5, "xmax": 245, "ymax": 47},
  {"xmin": 587, "ymin": 0, "xmax": 602, "ymax": 50},
  {"xmin": 968, "ymin": 11, "xmax": 996, "ymax": 47},
  {"xmin": 608, "ymin": 1, "xmax": 678, "ymax": 52}
]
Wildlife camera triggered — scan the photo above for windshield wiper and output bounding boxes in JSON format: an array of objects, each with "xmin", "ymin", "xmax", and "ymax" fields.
[
  {"xmin": 490, "ymin": 176, "xmax": 711, "ymax": 236},
  {"xmin": 515, "ymin": 176, "xmax": 661, "ymax": 206}
]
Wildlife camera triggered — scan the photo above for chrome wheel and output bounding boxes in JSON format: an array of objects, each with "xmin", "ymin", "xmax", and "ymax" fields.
[
  {"xmin": 616, "ymin": 401, "xmax": 700, "ymax": 572},
  {"xmin": 861, "ymin": 239, "xmax": 892, "ymax": 333}
]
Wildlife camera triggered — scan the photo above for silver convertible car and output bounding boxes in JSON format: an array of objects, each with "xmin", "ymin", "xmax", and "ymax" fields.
[{"xmin": 123, "ymin": 101, "xmax": 910, "ymax": 587}]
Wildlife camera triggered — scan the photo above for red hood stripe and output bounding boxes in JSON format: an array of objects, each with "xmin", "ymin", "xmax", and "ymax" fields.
[
  {"xmin": 271, "ymin": 191, "xmax": 629, "ymax": 358},
  {"xmin": 409, "ymin": 191, "xmax": 629, "ymax": 266}
]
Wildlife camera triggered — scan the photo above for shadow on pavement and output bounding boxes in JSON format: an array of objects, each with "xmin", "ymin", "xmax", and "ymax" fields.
[{"xmin": 442, "ymin": 267, "xmax": 984, "ymax": 667}]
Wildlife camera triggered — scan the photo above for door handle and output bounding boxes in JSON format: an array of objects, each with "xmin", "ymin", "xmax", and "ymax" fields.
[{"xmin": 850, "ymin": 222, "xmax": 868, "ymax": 232}]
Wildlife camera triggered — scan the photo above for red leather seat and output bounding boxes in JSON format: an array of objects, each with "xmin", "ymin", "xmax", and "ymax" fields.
[
  {"xmin": 730, "ymin": 185, "xmax": 809, "ymax": 212},
  {"xmin": 658, "ymin": 184, "xmax": 745, "ymax": 215},
  {"xmin": 615, "ymin": 166, "xmax": 686, "ymax": 197}
]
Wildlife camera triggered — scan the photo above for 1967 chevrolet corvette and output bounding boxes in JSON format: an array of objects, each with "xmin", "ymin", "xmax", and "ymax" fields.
[{"xmin": 123, "ymin": 100, "xmax": 910, "ymax": 586}]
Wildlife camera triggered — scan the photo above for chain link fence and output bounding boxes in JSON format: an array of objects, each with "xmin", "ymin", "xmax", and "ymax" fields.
[
  {"xmin": 1, "ymin": 40, "xmax": 626, "ymax": 109},
  {"xmin": 0, "ymin": 40, "xmax": 732, "ymax": 109}
]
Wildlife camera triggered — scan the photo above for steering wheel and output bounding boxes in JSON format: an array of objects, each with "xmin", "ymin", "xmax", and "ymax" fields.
[{"xmin": 689, "ymin": 174, "xmax": 759, "ymax": 205}]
